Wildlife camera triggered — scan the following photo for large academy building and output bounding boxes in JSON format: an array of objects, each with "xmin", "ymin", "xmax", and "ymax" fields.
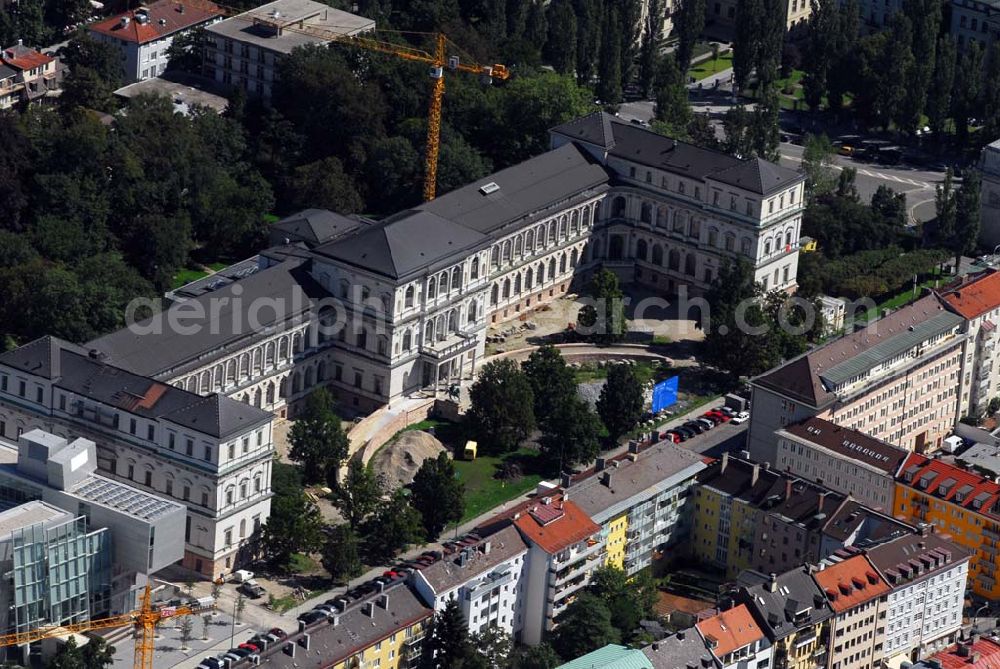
[{"xmin": 0, "ymin": 114, "xmax": 802, "ymax": 575}]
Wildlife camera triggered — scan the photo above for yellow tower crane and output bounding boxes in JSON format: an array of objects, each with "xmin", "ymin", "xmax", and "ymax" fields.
[
  {"xmin": 0, "ymin": 586, "xmax": 212, "ymax": 669},
  {"xmin": 184, "ymin": 1, "xmax": 509, "ymax": 200}
]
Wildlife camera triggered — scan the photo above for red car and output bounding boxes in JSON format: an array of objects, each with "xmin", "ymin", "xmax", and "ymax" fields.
[
  {"xmin": 269, "ymin": 628, "xmax": 288, "ymax": 639},
  {"xmin": 239, "ymin": 643, "xmax": 260, "ymax": 653},
  {"xmin": 660, "ymin": 431, "xmax": 681, "ymax": 443},
  {"xmin": 706, "ymin": 410, "xmax": 731, "ymax": 422}
]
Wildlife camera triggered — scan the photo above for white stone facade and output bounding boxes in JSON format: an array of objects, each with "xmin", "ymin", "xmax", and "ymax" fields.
[{"xmin": 882, "ymin": 561, "xmax": 967, "ymax": 661}]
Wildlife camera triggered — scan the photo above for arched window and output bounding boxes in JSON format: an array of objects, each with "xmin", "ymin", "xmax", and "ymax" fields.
[
  {"xmin": 470, "ymin": 257, "xmax": 480, "ymax": 280},
  {"xmin": 637, "ymin": 239, "xmax": 649, "ymax": 261},
  {"xmin": 785, "ymin": 230, "xmax": 794, "ymax": 247},
  {"xmin": 425, "ymin": 322, "xmax": 434, "ymax": 343},
  {"xmin": 451, "ymin": 266, "xmax": 461, "ymax": 290},
  {"xmin": 514, "ymin": 236, "xmax": 523, "ymax": 256},
  {"xmin": 264, "ymin": 342, "xmax": 276, "ymax": 367},
  {"xmin": 764, "ymin": 239, "xmax": 772, "ymax": 256},
  {"xmin": 539, "ymin": 263, "xmax": 546, "ymax": 283},
  {"xmin": 449, "ymin": 309, "xmax": 459, "ymax": 332},
  {"xmin": 668, "ymin": 249, "xmax": 681, "ymax": 271},
  {"xmin": 491, "ymin": 246, "xmax": 500, "ymax": 269},
  {"xmin": 570, "ymin": 210, "xmax": 579, "ymax": 234},
  {"xmin": 514, "ymin": 273, "xmax": 522, "ymax": 294},
  {"xmin": 405, "ymin": 286, "xmax": 414, "ymax": 308},
  {"xmin": 278, "ymin": 337, "xmax": 289, "ymax": 361},
  {"xmin": 570, "ymin": 249, "xmax": 579, "ymax": 266},
  {"xmin": 612, "ymin": 196, "xmax": 627, "ymax": 218},
  {"xmin": 708, "ymin": 227, "xmax": 719, "ymax": 246},
  {"xmin": 582, "ymin": 205, "xmax": 591, "ymax": 228},
  {"xmin": 427, "ymin": 277, "xmax": 436, "ymax": 299},
  {"xmin": 402, "ymin": 330, "xmax": 412, "ymax": 351},
  {"xmin": 656, "ymin": 207, "xmax": 668, "ymax": 227},
  {"xmin": 525, "ymin": 268, "xmax": 533, "ymax": 291},
  {"xmin": 652, "ymin": 244, "xmax": 664, "ymax": 265},
  {"xmin": 468, "ymin": 302, "xmax": 478, "ymax": 323},
  {"xmin": 685, "ymin": 254, "xmax": 696, "ymax": 276},
  {"xmin": 725, "ymin": 233, "xmax": 735, "ymax": 252},
  {"xmin": 439, "ymin": 271, "xmax": 449, "ymax": 294},
  {"xmin": 526, "ymin": 229, "xmax": 535, "ymax": 251},
  {"xmin": 536, "ymin": 226, "xmax": 545, "ymax": 249},
  {"xmin": 609, "ymin": 236, "xmax": 624, "ymax": 260},
  {"xmin": 491, "ymin": 283, "xmax": 499, "ymax": 305},
  {"xmin": 502, "ymin": 241, "xmax": 512, "ymax": 263},
  {"xmin": 741, "ymin": 238, "xmax": 752, "ymax": 256},
  {"xmin": 559, "ymin": 253, "xmax": 567, "ymax": 273},
  {"xmin": 558, "ymin": 217, "xmax": 567, "ymax": 239},
  {"xmin": 547, "ymin": 221, "xmax": 556, "ymax": 243},
  {"xmin": 641, "ymin": 202, "xmax": 652, "ymax": 224},
  {"xmin": 502, "ymin": 278, "xmax": 511, "ymax": 299},
  {"xmin": 377, "ymin": 336, "xmax": 388, "ymax": 356},
  {"xmin": 548, "ymin": 258, "xmax": 556, "ymax": 278},
  {"xmin": 357, "ymin": 329, "xmax": 368, "ymax": 350}
]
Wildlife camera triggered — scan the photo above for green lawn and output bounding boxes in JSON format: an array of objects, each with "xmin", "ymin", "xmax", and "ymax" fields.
[
  {"xmin": 573, "ymin": 359, "xmax": 674, "ymax": 385},
  {"xmin": 452, "ymin": 448, "xmax": 544, "ymax": 524},
  {"xmin": 860, "ymin": 271, "xmax": 950, "ymax": 322},
  {"xmin": 208, "ymin": 262, "xmax": 229, "ymax": 271},
  {"xmin": 171, "ymin": 268, "xmax": 208, "ymax": 289},
  {"xmin": 688, "ymin": 52, "xmax": 733, "ymax": 81},
  {"xmin": 288, "ymin": 552, "xmax": 319, "ymax": 574}
]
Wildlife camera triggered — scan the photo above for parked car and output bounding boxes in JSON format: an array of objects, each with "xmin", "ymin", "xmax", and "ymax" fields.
[
  {"xmin": 197, "ymin": 658, "xmax": 224, "ymax": 669},
  {"xmin": 719, "ymin": 406, "xmax": 736, "ymax": 417},
  {"xmin": 707, "ymin": 410, "xmax": 730, "ymax": 422},
  {"xmin": 661, "ymin": 431, "xmax": 681, "ymax": 443},
  {"xmin": 238, "ymin": 580, "xmax": 265, "ymax": 599},
  {"xmin": 298, "ymin": 610, "xmax": 326, "ymax": 625},
  {"xmin": 239, "ymin": 643, "xmax": 260, "ymax": 653},
  {"xmin": 675, "ymin": 426, "xmax": 695, "ymax": 439},
  {"xmin": 700, "ymin": 413, "xmax": 722, "ymax": 425},
  {"xmin": 270, "ymin": 627, "xmax": 288, "ymax": 639},
  {"xmin": 731, "ymin": 411, "xmax": 750, "ymax": 424},
  {"xmin": 225, "ymin": 648, "xmax": 251, "ymax": 660},
  {"xmin": 683, "ymin": 421, "xmax": 705, "ymax": 434},
  {"xmin": 695, "ymin": 417, "xmax": 715, "ymax": 430}
]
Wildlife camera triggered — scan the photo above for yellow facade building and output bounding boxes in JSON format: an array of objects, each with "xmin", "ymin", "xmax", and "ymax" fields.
[
  {"xmin": 893, "ymin": 453, "xmax": 1000, "ymax": 599},
  {"xmin": 604, "ymin": 512, "xmax": 629, "ymax": 569},
  {"xmin": 271, "ymin": 584, "xmax": 431, "ymax": 669}
]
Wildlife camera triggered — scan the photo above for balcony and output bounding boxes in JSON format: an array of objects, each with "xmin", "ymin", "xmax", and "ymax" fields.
[
  {"xmin": 984, "ymin": 527, "xmax": 1000, "ymax": 541},
  {"xmin": 420, "ymin": 330, "xmax": 477, "ymax": 360},
  {"xmin": 553, "ymin": 537, "xmax": 603, "ymax": 568}
]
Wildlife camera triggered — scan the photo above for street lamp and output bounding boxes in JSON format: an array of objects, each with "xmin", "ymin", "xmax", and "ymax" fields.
[{"xmin": 973, "ymin": 603, "xmax": 990, "ymax": 632}]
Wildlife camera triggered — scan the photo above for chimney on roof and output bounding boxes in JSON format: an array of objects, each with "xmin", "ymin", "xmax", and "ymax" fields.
[
  {"xmin": 971, "ymin": 652, "xmax": 982, "ymax": 664},
  {"xmin": 752, "ymin": 463, "xmax": 760, "ymax": 486},
  {"xmin": 596, "ymin": 457, "xmax": 607, "ymax": 472},
  {"xmin": 601, "ymin": 471, "xmax": 612, "ymax": 487},
  {"xmin": 378, "ymin": 593, "xmax": 389, "ymax": 609},
  {"xmin": 818, "ymin": 492, "xmax": 827, "ymax": 513},
  {"xmin": 482, "ymin": 541, "xmax": 491, "ymax": 555},
  {"xmin": 721, "ymin": 452, "xmax": 729, "ymax": 473},
  {"xmin": 628, "ymin": 441, "xmax": 640, "ymax": 454},
  {"xmin": 785, "ymin": 479, "xmax": 793, "ymax": 500},
  {"xmin": 768, "ymin": 573, "xmax": 778, "ymax": 593},
  {"xmin": 363, "ymin": 601, "xmax": 375, "ymax": 617},
  {"xmin": 561, "ymin": 472, "xmax": 572, "ymax": 488}
]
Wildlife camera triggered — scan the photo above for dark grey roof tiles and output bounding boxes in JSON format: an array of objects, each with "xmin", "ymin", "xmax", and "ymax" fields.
[
  {"xmin": 88, "ymin": 258, "xmax": 325, "ymax": 378},
  {"xmin": 162, "ymin": 394, "xmax": 271, "ymax": 439},
  {"xmin": 710, "ymin": 157, "xmax": 803, "ymax": 196},
  {"xmin": 642, "ymin": 631, "xmax": 720, "ymax": 669},
  {"xmin": 740, "ymin": 567, "xmax": 834, "ymax": 641},
  {"xmin": 0, "ymin": 63, "xmax": 16, "ymax": 80},
  {"xmin": 0, "ymin": 336, "xmax": 88, "ymax": 379},
  {"xmin": 271, "ymin": 208, "xmax": 370, "ymax": 246}
]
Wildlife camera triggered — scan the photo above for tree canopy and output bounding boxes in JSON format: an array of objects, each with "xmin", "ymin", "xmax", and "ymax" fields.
[
  {"xmin": 411, "ymin": 452, "xmax": 465, "ymax": 539},
  {"xmin": 288, "ymin": 389, "xmax": 350, "ymax": 485},
  {"xmin": 467, "ymin": 359, "xmax": 536, "ymax": 454}
]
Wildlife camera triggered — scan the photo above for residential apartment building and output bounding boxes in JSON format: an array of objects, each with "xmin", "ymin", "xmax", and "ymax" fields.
[
  {"xmin": 643, "ymin": 630, "xmax": 721, "ymax": 669},
  {"xmin": 0, "ymin": 501, "xmax": 111, "ymax": 664},
  {"xmin": 513, "ymin": 497, "xmax": 604, "ymax": 645},
  {"xmin": 911, "ymin": 635, "xmax": 1000, "ymax": 669},
  {"xmin": 0, "ymin": 337, "xmax": 275, "ymax": 578},
  {"xmin": 203, "ymin": 0, "xmax": 375, "ymax": 98},
  {"xmin": 696, "ymin": 604, "xmax": 772, "ymax": 669},
  {"xmin": 893, "ymin": 453, "xmax": 1000, "ymax": 599},
  {"xmin": 749, "ymin": 295, "xmax": 965, "ymax": 464},
  {"xmin": 276, "ymin": 583, "xmax": 431, "ymax": 669},
  {"xmin": 0, "ymin": 41, "xmax": 61, "ymax": 109},
  {"xmin": 980, "ymin": 140, "xmax": 1000, "ymax": 249},
  {"xmin": 564, "ymin": 441, "xmax": 708, "ymax": 574},
  {"xmin": 775, "ymin": 418, "xmax": 907, "ymax": 511},
  {"xmin": 818, "ymin": 501, "xmax": 917, "ymax": 559},
  {"xmin": 0, "ymin": 430, "xmax": 185, "ymax": 602},
  {"xmin": 738, "ymin": 568, "xmax": 833, "ymax": 669},
  {"xmin": 865, "ymin": 533, "xmax": 969, "ymax": 663},
  {"xmin": 812, "ymin": 554, "xmax": 890, "ymax": 669},
  {"xmin": 552, "ymin": 113, "xmax": 805, "ymax": 294},
  {"xmin": 89, "ymin": 0, "xmax": 223, "ymax": 83},
  {"xmin": 692, "ymin": 454, "xmax": 850, "ymax": 578},
  {"xmin": 937, "ymin": 268, "xmax": 1000, "ymax": 418},
  {"xmin": 411, "ymin": 525, "xmax": 528, "ymax": 637}
]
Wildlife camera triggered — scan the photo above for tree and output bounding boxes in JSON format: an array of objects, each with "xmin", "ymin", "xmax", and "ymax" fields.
[
  {"xmin": 236, "ymin": 594, "xmax": 246, "ymax": 624},
  {"xmin": 751, "ymin": 84, "xmax": 781, "ymax": 161},
  {"xmin": 166, "ymin": 27, "xmax": 208, "ymax": 74},
  {"xmin": 288, "ymin": 388, "xmax": 350, "ymax": 484},
  {"xmin": 732, "ymin": 0, "xmax": 762, "ymax": 91},
  {"xmin": 926, "ymin": 36, "xmax": 956, "ymax": 137},
  {"xmin": 471, "ymin": 626, "xmax": 512, "ymax": 668},
  {"xmin": 467, "ymin": 359, "xmax": 536, "ymax": 454},
  {"xmin": 549, "ymin": 593, "xmax": 621, "ymax": 660},
  {"xmin": 596, "ymin": 364, "xmax": 643, "ymax": 444},
  {"xmin": 589, "ymin": 565, "xmax": 658, "ymax": 640},
  {"xmin": 936, "ymin": 168, "xmax": 957, "ymax": 246},
  {"xmin": 755, "ymin": 0, "xmax": 785, "ymax": 87},
  {"xmin": 722, "ymin": 105, "xmax": 754, "ymax": 158},
  {"xmin": 179, "ymin": 616, "xmax": 194, "ymax": 650},
  {"xmin": 521, "ymin": 345, "xmax": 577, "ymax": 424},
  {"xmin": 870, "ymin": 185, "xmax": 908, "ymax": 229},
  {"xmin": 328, "ymin": 460, "xmax": 386, "ymax": 529},
  {"xmin": 952, "ymin": 41, "xmax": 984, "ymax": 148},
  {"xmin": 653, "ymin": 54, "xmax": 691, "ymax": 135},
  {"xmin": 675, "ymin": 0, "xmax": 706, "ymax": 72},
  {"xmin": 802, "ymin": 0, "xmax": 839, "ymax": 109},
  {"xmin": 48, "ymin": 636, "xmax": 115, "ymax": 669},
  {"xmin": 577, "ymin": 269, "xmax": 627, "ymax": 344},
  {"xmin": 801, "ymin": 134, "xmax": 837, "ymax": 198},
  {"xmin": 544, "ymin": 0, "xmax": 577, "ymax": 74},
  {"xmin": 983, "ymin": 43, "xmax": 1000, "ymax": 142},
  {"xmin": 411, "ymin": 452, "xmax": 465, "ymax": 539},
  {"xmin": 539, "ymin": 396, "xmax": 603, "ymax": 470},
  {"xmin": 954, "ymin": 171, "xmax": 982, "ymax": 270},
  {"xmin": 322, "ymin": 524, "xmax": 364, "ymax": 583},
  {"xmin": 510, "ymin": 644, "xmax": 561, "ymax": 669},
  {"xmin": 573, "ymin": 0, "xmax": 601, "ymax": 86},
  {"xmin": 900, "ymin": 0, "xmax": 941, "ymax": 133},
  {"xmin": 259, "ymin": 485, "xmax": 324, "ymax": 570},
  {"xmin": 596, "ymin": 5, "xmax": 623, "ymax": 105},
  {"xmin": 420, "ymin": 599, "xmax": 479, "ymax": 669},
  {"xmin": 362, "ymin": 489, "xmax": 424, "ymax": 563},
  {"xmin": 287, "ymin": 156, "xmax": 363, "ymax": 214},
  {"xmin": 637, "ymin": 0, "xmax": 663, "ymax": 96},
  {"xmin": 884, "ymin": 14, "xmax": 916, "ymax": 130}
]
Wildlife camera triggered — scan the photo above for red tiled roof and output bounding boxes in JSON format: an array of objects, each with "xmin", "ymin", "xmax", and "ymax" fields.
[
  {"xmin": 696, "ymin": 604, "xmax": 764, "ymax": 656},
  {"xmin": 939, "ymin": 269, "xmax": 1000, "ymax": 319},
  {"xmin": 1, "ymin": 45, "xmax": 53, "ymax": 71},
  {"xmin": 896, "ymin": 453, "xmax": 1000, "ymax": 519},
  {"xmin": 89, "ymin": 0, "xmax": 221, "ymax": 45},
  {"xmin": 813, "ymin": 555, "xmax": 890, "ymax": 613},
  {"xmin": 931, "ymin": 638, "xmax": 1000, "ymax": 669},
  {"xmin": 513, "ymin": 498, "xmax": 600, "ymax": 554}
]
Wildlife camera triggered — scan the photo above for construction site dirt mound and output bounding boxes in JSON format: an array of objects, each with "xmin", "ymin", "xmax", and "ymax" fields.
[{"xmin": 371, "ymin": 430, "xmax": 448, "ymax": 489}]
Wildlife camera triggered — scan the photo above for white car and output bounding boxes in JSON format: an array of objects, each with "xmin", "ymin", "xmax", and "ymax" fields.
[{"xmin": 731, "ymin": 411, "xmax": 749, "ymax": 424}]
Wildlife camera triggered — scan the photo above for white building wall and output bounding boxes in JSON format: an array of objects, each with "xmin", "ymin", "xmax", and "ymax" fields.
[
  {"xmin": 883, "ymin": 562, "xmax": 968, "ymax": 661},
  {"xmin": 775, "ymin": 436, "xmax": 895, "ymax": 510}
]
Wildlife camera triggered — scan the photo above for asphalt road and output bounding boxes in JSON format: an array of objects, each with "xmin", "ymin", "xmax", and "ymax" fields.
[{"xmin": 616, "ymin": 76, "xmax": 949, "ymax": 223}]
